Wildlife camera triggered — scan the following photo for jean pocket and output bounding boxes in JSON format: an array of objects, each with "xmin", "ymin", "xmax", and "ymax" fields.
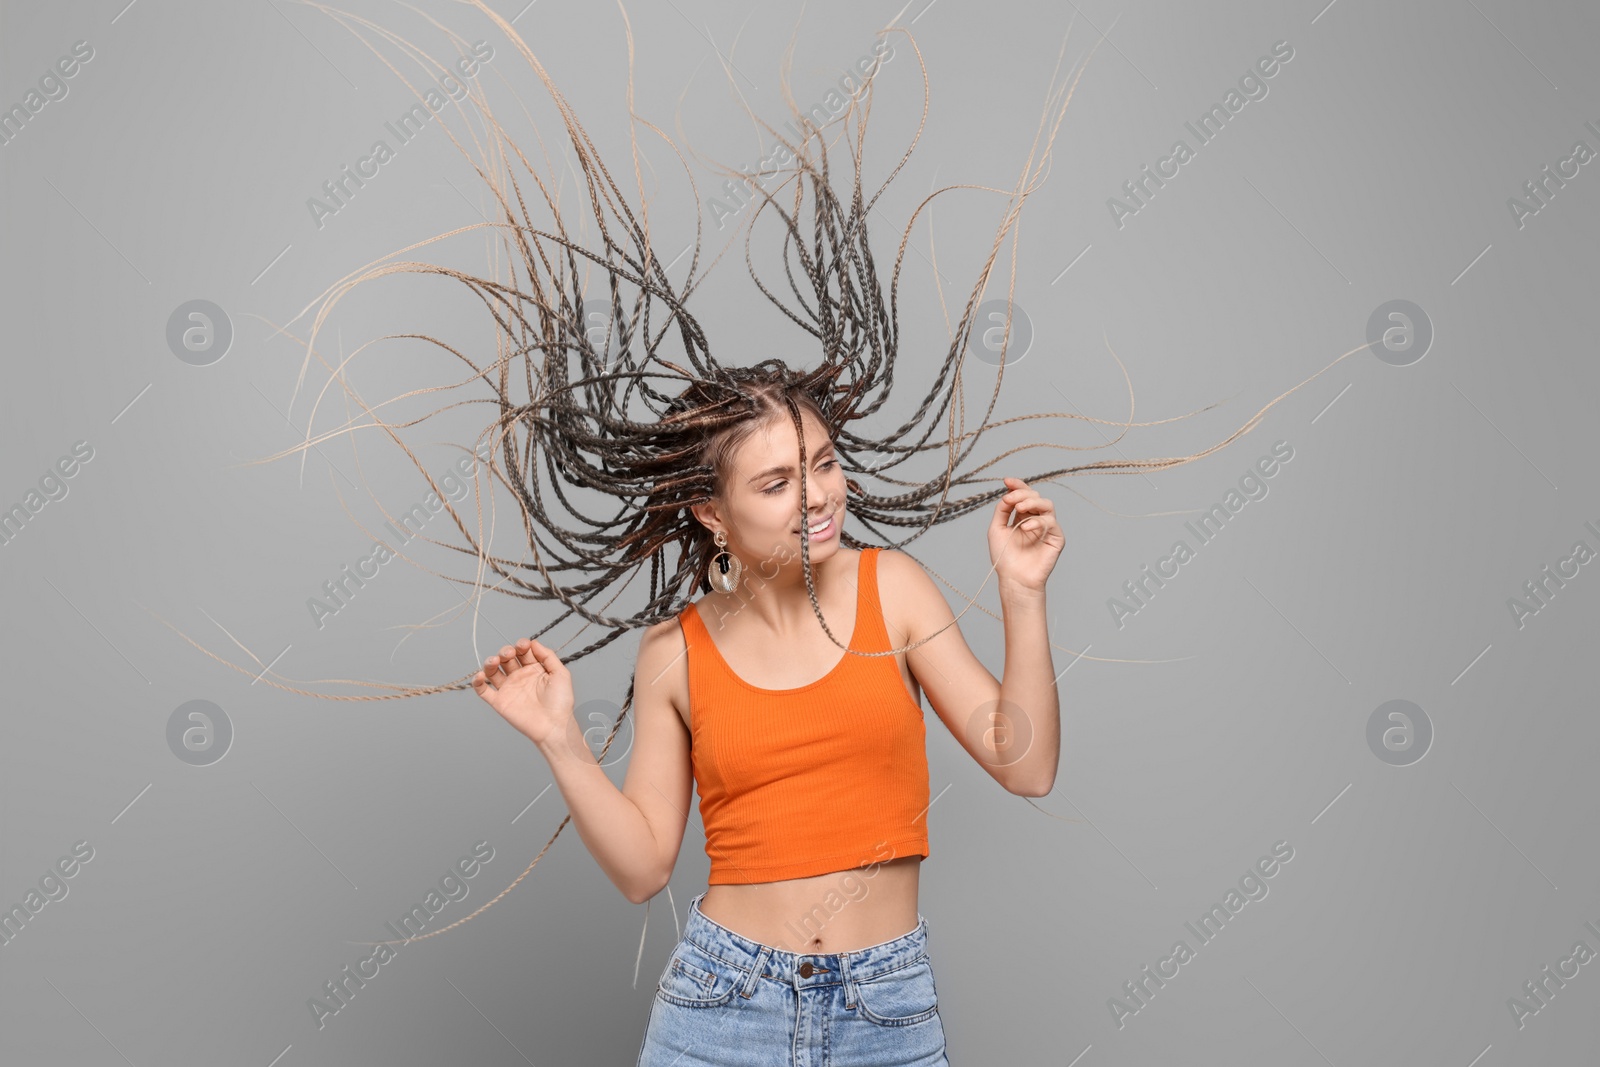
[
  {"xmin": 655, "ymin": 943, "xmax": 743, "ymax": 1009},
  {"xmin": 852, "ymin": 956, "xmax": 940, "ymax": 1027}
]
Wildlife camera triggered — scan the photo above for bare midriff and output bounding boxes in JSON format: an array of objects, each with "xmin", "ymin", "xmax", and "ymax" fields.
[{"xmin": 697, "ymin": 854, "xmax": 923, "ymax": 953}]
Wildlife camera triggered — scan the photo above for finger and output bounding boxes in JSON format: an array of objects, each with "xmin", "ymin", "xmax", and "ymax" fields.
[
  {"xmin": 1009, "ymin": 498, "xmax": 1043, "ymax": 525},
  {"xmin": 1013, "ymin": 501, "xmax": 1054, "ymax": 533},
  {"xmin": 472, "ymin": 668, "xmax": 497, "ymax": 695},
  {"xmin": 514, "ymin": 639, "xmax": 538, "ymax": 668},
  {"xmin": 991, "ymin": 488, "xmax": 1025, "ymax": 530},
  {"xmin": 498, "ymin": 644, "xmax": 527, "ymax": 677},
  {"xmin": 1021, "ymin": 500, "xmax": 1056, "ymax": 521},
  {"xmin": 525, "ymin": 639, "xmax": 565, "ymax": 675},
  {"xmin": 482, "ymin": 655, "xmax": 507, "ymax": 686}
]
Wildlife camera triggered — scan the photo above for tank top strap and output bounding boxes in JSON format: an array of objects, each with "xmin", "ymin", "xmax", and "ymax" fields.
[
  {"xmin": 677, "ymin": 598, "xmax": 712, "ymax": 672},
  {"xmin": 677, "ymin": 597, "xmax": 705, "ymax": 638},
  {"xmin": 852, "ymin": 546, "xmax": 894, "ymax": 654}
]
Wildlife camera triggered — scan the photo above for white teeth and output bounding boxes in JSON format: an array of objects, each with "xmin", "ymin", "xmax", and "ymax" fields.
[{"xmin": 805, "ymin": 516, "xmax": 832, "ymax": 534}]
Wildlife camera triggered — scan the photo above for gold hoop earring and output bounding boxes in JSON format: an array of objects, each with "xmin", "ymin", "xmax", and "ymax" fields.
[{"xmin": 709, "ymin": 529, "xmax": 742, "ymax": 594}]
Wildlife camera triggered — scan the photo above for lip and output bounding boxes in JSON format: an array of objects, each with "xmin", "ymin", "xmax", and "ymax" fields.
[{"xmin": 796, "ymin": 513, "xmax": 837, "ymax": 540}]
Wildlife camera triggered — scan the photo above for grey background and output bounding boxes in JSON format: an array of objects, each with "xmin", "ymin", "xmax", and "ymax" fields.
[{"xmin": 2, "ymin": 0, "xmax": 1597, "ymax": 1064}]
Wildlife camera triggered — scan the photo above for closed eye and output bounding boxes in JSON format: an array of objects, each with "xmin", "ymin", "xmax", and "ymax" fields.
[{"xmin": 762, "ymin": 459, "xmax": 837, "ymax": 494}]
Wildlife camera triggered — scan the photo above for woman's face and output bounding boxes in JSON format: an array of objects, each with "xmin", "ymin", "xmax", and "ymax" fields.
[{"xmin": 706, "ymin": 410, "xmax": 849, "ymax": 567}]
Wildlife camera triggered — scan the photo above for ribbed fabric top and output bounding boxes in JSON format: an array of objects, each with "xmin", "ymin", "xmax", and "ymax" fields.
[{"xmin": 677, "ymin": 547, "xmax": 932, "ymax": 885}]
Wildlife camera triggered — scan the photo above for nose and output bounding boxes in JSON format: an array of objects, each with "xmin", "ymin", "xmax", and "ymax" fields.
[{"xmin": 801, "ymin": 483, "xmax": 836, "ymax": 514}]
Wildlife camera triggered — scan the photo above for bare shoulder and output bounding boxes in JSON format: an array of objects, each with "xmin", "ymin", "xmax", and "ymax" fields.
[
  {"xmin": 874, "ymin": 548, "xmax": 953, "ymax": 641},
  {"xmin": 634, "ymin": 612, "xmax": 691, "ymax": 723},
  {"xmin": 872, "ymin": 547, "xmax": 1000, "ymax": 739}
]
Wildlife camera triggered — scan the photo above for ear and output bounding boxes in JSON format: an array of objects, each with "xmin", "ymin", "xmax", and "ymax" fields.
[{"xmin": 689, "ymin": 496, "xmax": 722, "ymax": 533}]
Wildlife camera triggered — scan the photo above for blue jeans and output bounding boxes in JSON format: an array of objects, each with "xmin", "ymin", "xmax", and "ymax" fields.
[{"xmin": 636, "ymin": 891, "xmax": 950, "ymax": 1066}]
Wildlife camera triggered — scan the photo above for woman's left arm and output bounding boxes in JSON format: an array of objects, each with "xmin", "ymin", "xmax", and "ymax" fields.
[
  {"xmin": 884, "ymin": 477, "xmax": 1065, "ymax": 797},
  {"xmin": 993, "ymin": 580, "xmax": 1060, "ymax": 797},
  {"xmin": 987, "ymin": 476, "xmax": 1064, "ymax": 796}
]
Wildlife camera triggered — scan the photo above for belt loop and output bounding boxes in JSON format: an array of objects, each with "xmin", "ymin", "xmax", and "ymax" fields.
[
  {"xmin": 739, "ymin": 945, "xmax": 770, "ymax": 999},
  {"xmin": 839, "ymin": 950, "xmax": 855, "ymax": 1009}
]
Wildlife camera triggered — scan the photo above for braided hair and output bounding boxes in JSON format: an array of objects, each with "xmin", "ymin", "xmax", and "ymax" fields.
[{"xmin": 162, "ymin": 2, "xmax": 1356, "ymax": 945}]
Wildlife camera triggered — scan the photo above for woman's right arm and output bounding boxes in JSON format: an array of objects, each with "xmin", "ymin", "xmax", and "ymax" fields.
[{"xmin": 473, "ymin": 625, "xmax": 692, "ymax": 905}]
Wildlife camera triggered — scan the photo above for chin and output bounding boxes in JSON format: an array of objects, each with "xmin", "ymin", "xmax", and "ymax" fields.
[{"xmin": 794, "ymin": 537, "xmax": 838, "ymax": 553}]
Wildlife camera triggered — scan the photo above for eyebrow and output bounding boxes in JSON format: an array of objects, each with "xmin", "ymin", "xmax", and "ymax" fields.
[{"xmin": 746, "ymin": 444, "xmax": 836, "ymax": 485}]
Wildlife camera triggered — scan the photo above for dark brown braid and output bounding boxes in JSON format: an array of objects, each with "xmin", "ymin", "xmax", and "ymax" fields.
[{"xmin": 155, "ymin": 2, "xmax": 1363, "ymax": 944}]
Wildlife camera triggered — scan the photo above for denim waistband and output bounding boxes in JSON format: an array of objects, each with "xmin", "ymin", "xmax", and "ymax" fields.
[{"xmin": 683, "ymin": 890, "xmax": 929, "ymax": 989}]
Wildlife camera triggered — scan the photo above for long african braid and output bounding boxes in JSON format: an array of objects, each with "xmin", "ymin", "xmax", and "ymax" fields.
[{"xmin": 158, "ymin": 2, "xmax": 1361, "ymax": 946}]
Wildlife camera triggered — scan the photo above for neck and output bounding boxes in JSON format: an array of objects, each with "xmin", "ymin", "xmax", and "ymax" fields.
[{"xmin": 717, "ymin": 546, "xmax": 855, "ymax": 633}]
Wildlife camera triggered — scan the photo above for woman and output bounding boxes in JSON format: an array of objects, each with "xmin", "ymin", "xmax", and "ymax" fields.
[
  {"xmin": 175, "ymin": 4, "xmax": 1338, "ymax": 1060},
  {"xmin": 470, "ymin": 384, "xmax": 1063, "ymax": 1064}
]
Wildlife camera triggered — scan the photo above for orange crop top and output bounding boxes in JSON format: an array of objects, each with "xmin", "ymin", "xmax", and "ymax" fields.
[{"xmin": 677, "ymin": 546, "xmax": 932, "ymax": 885}]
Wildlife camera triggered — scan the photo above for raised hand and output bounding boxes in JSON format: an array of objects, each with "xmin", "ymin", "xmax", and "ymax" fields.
[
  {"xmin": 987, "ymin": 476, "xmax": 1064, "ymax": 595},
  {"xmin": 472, "ymin": 638, "xmax": 575, "ymax": 745}
]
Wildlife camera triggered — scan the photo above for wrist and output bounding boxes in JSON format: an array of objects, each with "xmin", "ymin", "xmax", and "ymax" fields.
[
  {"xmin": 533, "ymin": 714, "xmax": 593, "ymax": 766},
  {"xmin": 998, "ymin": 578, "xmax": 1048, "ymax": 605}
]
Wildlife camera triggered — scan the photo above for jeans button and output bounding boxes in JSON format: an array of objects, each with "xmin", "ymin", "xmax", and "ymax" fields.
[{"xmin": 799, "ymin": 962, "xmax": 814, "ymax": 977}]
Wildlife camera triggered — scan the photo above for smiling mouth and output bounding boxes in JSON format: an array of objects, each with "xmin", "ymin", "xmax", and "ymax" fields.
[{"xmin": 796, "ymin": 513, "xmax": 835, "ymax": 536}]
